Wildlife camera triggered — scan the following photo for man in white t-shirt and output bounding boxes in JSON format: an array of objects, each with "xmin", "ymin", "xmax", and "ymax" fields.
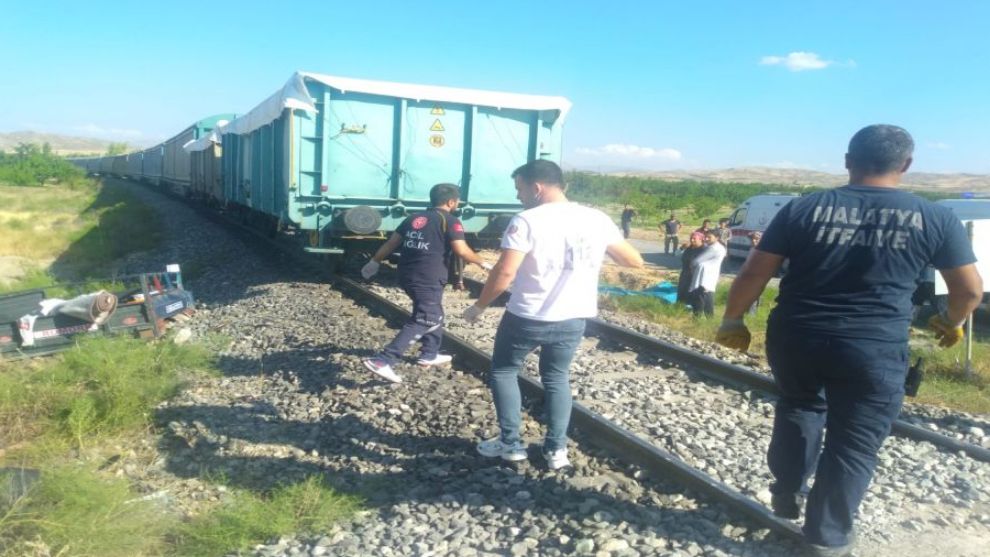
[
  {"xmin": 689, "ymin": 230, "xmax": 727, "ymax": 317},
  {"xmin": 461, "ymin": 160, "xmax": 644, "ymax": 469}
]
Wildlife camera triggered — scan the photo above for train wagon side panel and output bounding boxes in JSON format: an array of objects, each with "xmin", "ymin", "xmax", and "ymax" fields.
[
  {"xmin": 189, "ymin": 145, "xmax": 223, "ymax": 200},
  {"xmin": 163, "ymin": 127, "xmax": 195, "ymax": 192},
  {"xmin": 110, "ymin": 155, "xmax": 127, "ymax": 177},
  {"xmin": 142, "ymin": 146, "xmax": 163, "ymax": 185},
  {"xmin": 125, "ymin": 152, "xmax": 143, "ymax": 179}
]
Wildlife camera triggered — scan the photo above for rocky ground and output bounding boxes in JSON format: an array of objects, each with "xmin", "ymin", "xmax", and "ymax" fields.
[
  {"xmin": 99, "ymin": 179, "xmax": 989, "ymax": 556},
  {"xmin": 367, "ymin": 274, "xmax": 990, "ymax": 557}
]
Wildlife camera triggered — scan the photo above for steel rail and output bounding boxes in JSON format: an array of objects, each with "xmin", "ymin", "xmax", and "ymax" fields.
[
  {"xmin": 333, "ymin": 274, "xmax": 802, "ymax": 541},
  {"xmin": 460, "ymin": 277, "xmax": 990, "ymax": 463},
  {"xmin": 152, "ymin": 184, "xmax": 804, "ymax": 542}
]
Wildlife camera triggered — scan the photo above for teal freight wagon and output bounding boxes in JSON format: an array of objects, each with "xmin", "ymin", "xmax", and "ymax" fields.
[
  {"xmin": 162, "ymin": 114, "xmax": 236, "ymax": 195},
  {"xmin": 199, "ymin": 72, "xmax": 570, "ymax": 252}
]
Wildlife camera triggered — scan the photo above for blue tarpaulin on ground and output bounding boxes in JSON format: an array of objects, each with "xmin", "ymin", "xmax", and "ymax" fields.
[{"xmin": 599, "ymin": 281, "xmax": 678, "ymax": 304}]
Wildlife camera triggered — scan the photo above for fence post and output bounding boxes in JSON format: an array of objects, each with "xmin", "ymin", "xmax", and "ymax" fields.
[{"xmin": 965, "ymin": 221, "xmax": 974, "ymax": 379}]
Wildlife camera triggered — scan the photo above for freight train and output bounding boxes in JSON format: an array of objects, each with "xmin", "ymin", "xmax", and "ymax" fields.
[{"xmin": 71, "ymin": 72, "xmax": 571, "ymax": 256}]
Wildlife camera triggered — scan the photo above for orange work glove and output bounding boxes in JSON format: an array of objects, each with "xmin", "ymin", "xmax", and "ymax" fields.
[
  {"xmin": 716, "ymin": 318, "xmax": 752, "ymax": 352},
  {"xmin": 928, "ymin": 313, "xmax": 965, "ymax": 348}
]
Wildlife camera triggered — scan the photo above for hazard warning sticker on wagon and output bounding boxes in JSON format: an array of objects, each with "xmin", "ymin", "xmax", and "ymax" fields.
[
  {"xmin": 431, "ymin": 105, "xmax": 445, "ymax": 115},
  {"xmin": 430, "ymin": 119, "xmax": 445, "ymax": 132},
  {"xmin": 429, "ymin": 135, "xmax": 445, "ymax": 148}
]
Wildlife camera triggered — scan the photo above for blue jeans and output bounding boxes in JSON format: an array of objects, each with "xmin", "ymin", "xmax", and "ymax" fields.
[
  {"xmin": 489, "ymin": 311, "xmax": 586, "ymax": 452},
  {"xmin": 380, "ymin": 281, "xmax": 444, "ymax": 364},
  {"xmin": 766, "ymin": 323, "xmax": 907, "ymax": 547}
]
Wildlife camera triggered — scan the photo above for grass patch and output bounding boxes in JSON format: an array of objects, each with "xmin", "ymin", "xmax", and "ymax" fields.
[
  {"xmin": 601, "ymin": 284, "xmax": 990, "ymax": 414},
  {"xmin": 0, "ymin": 471, "xmax": 359, "ymax": 557},
  {"xmin": 172, "ymin": 476, "xmax": 361, "ymax": 556},
  {"xmin": 0, "ymin": 336, "xmax": 217, "ymax": 456},
  {"xmin": 0, "ymin": 465, "xmax": 175, "ymax": 557},
  {"xmin": 911, "ymin": 341, "xmax": 990, "ymax": 412},
  {"xmin": 602, "ymin": 279, "xmax": 777, "ymax": 353},
  {"xmin": 0, "ymin": 181, "xmax": 162, "ymax": 294}
]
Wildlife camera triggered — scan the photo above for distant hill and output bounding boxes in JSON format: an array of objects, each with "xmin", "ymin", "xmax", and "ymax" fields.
[
  {"xmin": 0, "ymin": 131, "xmax": 115, "ymax": 156},
  {"xmin": 596, "ymin": 166, "xmax": 990, "ymax": 193}
]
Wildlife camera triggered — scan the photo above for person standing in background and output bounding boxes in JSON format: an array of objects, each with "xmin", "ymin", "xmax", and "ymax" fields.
[
  {"xmin": 695, "ymin": 219, "xmax": 713, "ymax": 235},
  {"xmin": 689, "ymin": 230, "xmax": 727, "ymax": 317},
  {"xmin": 718, "ymin": 218, "xmax": 732, "ymax": 246},
  {"xmin": 620, "ymin": 204, "xmax": 637, "ymax": 239},
  {"xmin": 662, "ymin": 213, "xmax": 682, "ymax": 254},
  {"xmin": 677, "ymin": 231, "xmax": 705, "ymax": 304}
]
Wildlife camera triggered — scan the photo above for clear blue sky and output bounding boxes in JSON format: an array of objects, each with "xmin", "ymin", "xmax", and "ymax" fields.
[{"xmin": 2, "ymin": 0, "xmax": 988, "ymax": 173}]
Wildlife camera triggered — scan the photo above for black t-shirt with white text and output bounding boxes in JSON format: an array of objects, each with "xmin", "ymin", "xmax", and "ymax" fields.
[
  {"xmin": 395, "ymin": 209, "xmax": 466, "ymax": 285},
  {"xmin": 759, "ymin": 185, "xmax": 976, "ymax": 342}
]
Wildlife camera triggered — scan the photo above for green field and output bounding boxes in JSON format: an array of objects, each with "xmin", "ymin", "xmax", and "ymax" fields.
[{"xmin": 0, "ymin": 151, "xmax": 360, "ymax": 556}]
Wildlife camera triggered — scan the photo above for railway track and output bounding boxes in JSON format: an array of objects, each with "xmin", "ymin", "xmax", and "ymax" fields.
[
  {"xmin": 363, "ymin": 272, "xmax": 990, "ymax": 552},
  {"xmin": 458, "ymin": 276, "xmax": 990, "ymax": 463},
  {"xmin": 127, "ymin": 178, "xmax": 990, "ymax": 555},
  {"xmin": 163, "ymin": 185, "xmax": 805, "ymax": 541}
]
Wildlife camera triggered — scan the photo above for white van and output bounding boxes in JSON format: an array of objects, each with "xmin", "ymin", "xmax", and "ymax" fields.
[
  {"xmin": 916, "ymin": 198, "xmax": 990, "ymax": 312},
  {"xmin": 936, "ymin": 198, "xmax": 990, "ymax": 221},
  {"xmin": 726, "ymin": 194, "xmax": 801, "ymax": 259}
]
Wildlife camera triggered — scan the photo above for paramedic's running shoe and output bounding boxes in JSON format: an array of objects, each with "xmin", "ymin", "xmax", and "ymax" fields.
[
  {"xmin": 771, "ymin": 492, "xmax": 801, "ymax": 520},
  {"xmin": 543, "ymin": 448, "xmax": 571, "ymax": 470},
  {"xmin": 807, "ymin": 542, "xmax": 854, "ymax": 557},
  {"xmin": 362, "ymin": 358, "xmax": 402, "ymax": 383},
  {"xmin": 417, "ymin": 354, "xmax": 453, "ymax": 367},
  {"xmin": 477, "ymin": 437, "xmax": 527, "ymax": 462}
]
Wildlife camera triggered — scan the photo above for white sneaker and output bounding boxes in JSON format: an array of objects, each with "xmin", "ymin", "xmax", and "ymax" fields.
[
  {"xmin": 477, "ymin": 437, "xmax": 527, "ymax": 461},
  {"xmin": 363, "ymin": 357, "xmax": 402, "ymax": 383},
  {"xmin": 417, "ymin": 354, "xmax": 453, "ymax": 366},
  {"xmin": 543, "ymin": 448, "xmax": 571, "ymax": 470}
]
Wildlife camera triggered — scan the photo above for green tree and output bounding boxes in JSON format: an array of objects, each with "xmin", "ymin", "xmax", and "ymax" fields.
[{"xmin": 106, "ymin": 142, "xmax": 129, "ymax": 156}]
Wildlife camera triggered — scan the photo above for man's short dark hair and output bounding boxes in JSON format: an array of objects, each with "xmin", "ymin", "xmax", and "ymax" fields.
[
  {"xmin": 719, "ymin": 218, "xmax": 729, "ymax": 225},
  {"xmin": 847, "ymin": 124, "xmax": 914, "ymax": 175},
  {"xmin": 430, "ymin": 183, "xmax": 460, "ymax": 207},
  {"xmin": 511, "ymin": 159, "xmax": 563, "ymax": 187}
]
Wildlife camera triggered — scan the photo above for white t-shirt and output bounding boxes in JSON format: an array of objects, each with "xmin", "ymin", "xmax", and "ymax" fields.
[
  {"xmin": 689, "ymin": 242, "xmax": 727, "ymax": 292},
  {"xmin": 501, "ymin": 202, "xmax": 623, "ymax": 321}
]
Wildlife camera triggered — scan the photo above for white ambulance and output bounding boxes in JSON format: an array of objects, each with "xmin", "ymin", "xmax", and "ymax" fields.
[
  {"xmin": 725, "ymin": 194, "xmax": 802, "ymax": 259},
  {"xmin": 917, "ymin": 198, "xmax": 990, "ymax": 313}
]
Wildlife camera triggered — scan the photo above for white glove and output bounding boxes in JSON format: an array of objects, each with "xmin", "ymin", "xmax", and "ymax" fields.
[
  {"xmin": 461, "ymin": 304, "xmax": 486, "ymax": 322},
  {"xmin": 480, "ymin": 262, "xmax": 494, "ymax": 271},
  {"xmin": 360, "ymin": 260, "xmax": 380, "ymax": 280}
]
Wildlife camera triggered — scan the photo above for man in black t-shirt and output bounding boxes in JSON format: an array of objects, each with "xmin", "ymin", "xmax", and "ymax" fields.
[
  {"xmin": 361, "ymin": 183, "xmax": 491, "ymax": 383},
  {"xmin": 620, "ymin": 204, "xmax": 636, "ymax": 239},
  {"xmin": 715, "ymin": 125, "xmax": 983, "ymax": 556}
]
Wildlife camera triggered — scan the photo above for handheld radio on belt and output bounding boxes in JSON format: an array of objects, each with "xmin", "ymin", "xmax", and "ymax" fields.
[{"xmin": 905, "ymin": 357, "xmax": 924, "ymax": 397}]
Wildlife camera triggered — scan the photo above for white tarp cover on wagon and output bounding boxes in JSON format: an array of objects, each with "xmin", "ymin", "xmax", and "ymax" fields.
[
  {"xmin": 216, "ymin": 71, "xmax": 573, "ymax": 139},
  {"xmin": 182, "ymin": 120, "xmax": 232, "ymax": 153}
]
